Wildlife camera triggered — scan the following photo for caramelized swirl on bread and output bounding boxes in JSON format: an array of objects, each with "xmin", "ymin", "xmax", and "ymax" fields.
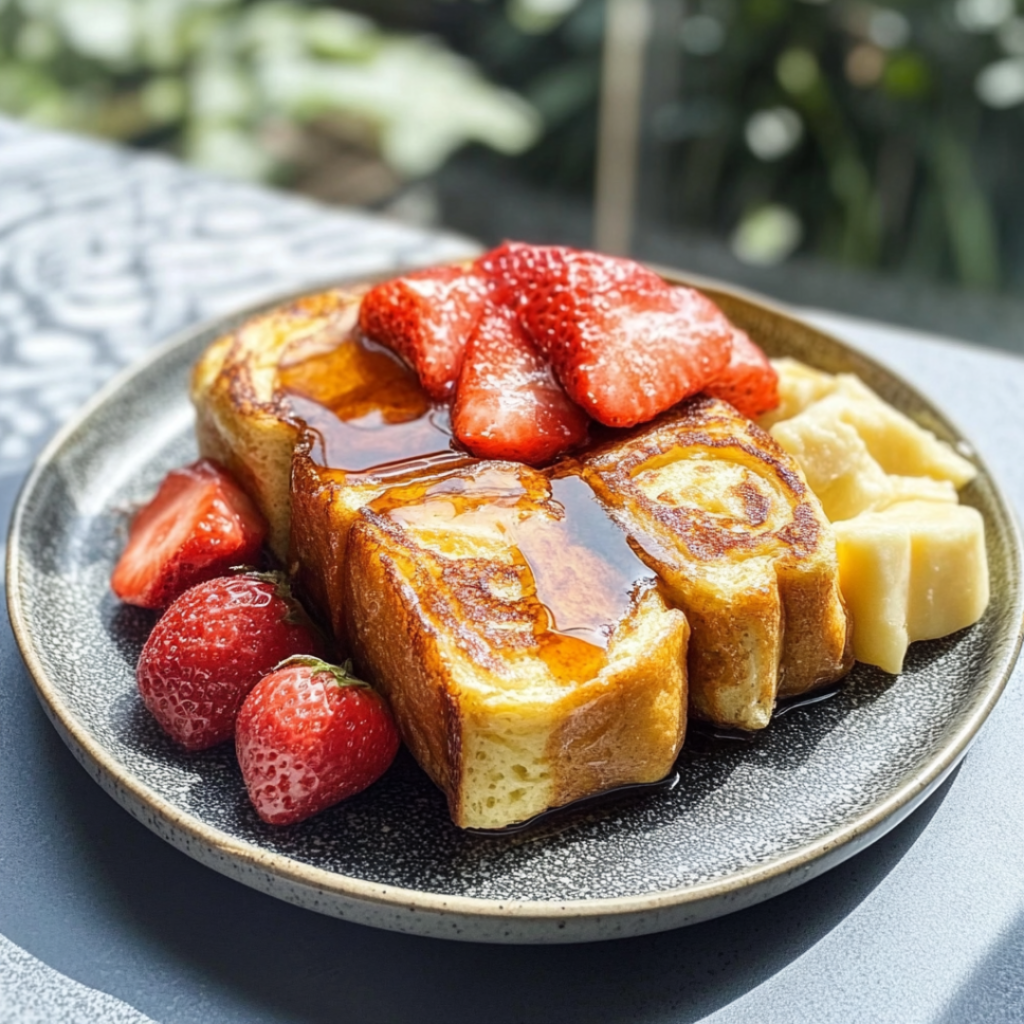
[{"xmin": 579, "ymin": 397, "xmax": 852, "ymax": 731}]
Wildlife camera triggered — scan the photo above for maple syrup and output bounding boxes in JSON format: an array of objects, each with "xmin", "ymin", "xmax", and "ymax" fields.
[
  {"xmin": 524, "ymin": 474, "xmax": 656, "ymax": 680},
  {"xmin": 370, "ymin": 466, "xmax": 655, "ymax": 678},
  {"xmin": 278, "ymin": 332, "xmax": 456, "ymax": 473},
  {"xmin": 526, "ymin": 473, "xmax": 656, "ymax": 649},
  {"xmin": 277, "ymin": 328, "xmax": 655, "ymax": 675}
]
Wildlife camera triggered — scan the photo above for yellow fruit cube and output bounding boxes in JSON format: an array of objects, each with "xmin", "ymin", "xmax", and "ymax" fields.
[{"xmin": 833, "ymin": 501, "xmax": 989, "ymax": 674}]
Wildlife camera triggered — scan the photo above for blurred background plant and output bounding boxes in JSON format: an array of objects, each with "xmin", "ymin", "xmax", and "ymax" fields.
[
  {"xmin": 0, "ymin": 0, "xmax": 540, "ymax": 206},
  {"xmin": 2, "ymin": 0, "xmax": 1024, "ymax": 347}
]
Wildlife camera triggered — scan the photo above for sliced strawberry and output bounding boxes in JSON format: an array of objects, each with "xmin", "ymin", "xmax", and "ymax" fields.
[
  {"xmin": 358, "ymin": 264, "xmax": 490, "ymax": 401},
  {"xmin": 236, "ymin": 656, "xmax": 400, "ymax": 825},
  {"xmin": 703, "ymin": 327, "xmax": 780, "ymax": 419},
  {"xmin": 452, "ymin": 307, "xmax": 589, "ymax": 465},
  {"xmin": 111, "ymin": 459, "xmax": 267, "ymax": 609},
  {"xmin": 476, "ymin": 243, "xmax": 734, "ymax": 428}
]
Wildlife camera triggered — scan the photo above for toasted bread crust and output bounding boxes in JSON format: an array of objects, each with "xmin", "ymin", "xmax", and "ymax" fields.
[
  {"xmin": 345, "ymin": 516, "xmax": 463, "ymax": 800},
  {"xmin": 189, "ymin": 288, "xmax": 368, "ymax": 558},
  {"xmin": 289, "ymin": 441, "xmax": 379, "ymax": 648},
  {"xmin": 579, "ymin": 396, "xmax": 852, "ymax": 730}
]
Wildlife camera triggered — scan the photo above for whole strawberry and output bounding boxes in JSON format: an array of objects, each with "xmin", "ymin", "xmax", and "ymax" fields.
[
  {"xmin": 137, "ymin": 573, "xmax": 321, "ymax": 751},
  {"xmin": 236, "ymin": 656, "xmax": 400, "ymax": 826}
]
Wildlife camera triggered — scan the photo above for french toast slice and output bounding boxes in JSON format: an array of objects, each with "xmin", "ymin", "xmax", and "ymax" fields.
[
  {"xmin": 341, "ymin": 462, "xmax": 689, "ymax": 829},
  {"xmin": 578, "ymin": 396, "xmax": 852, "ymax": 732},
  {"xmin": 191, "ymin": 286, "xmax": 371, "ymax": 558}
]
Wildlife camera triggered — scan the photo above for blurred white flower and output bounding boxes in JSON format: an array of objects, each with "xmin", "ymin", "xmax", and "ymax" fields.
[
  {"xmin": 187, "ymin": 123, "xmax": 276, "ymax": 180},
  {"xmin": 54, "ymin": 0, "xmax": 138, "ymax": 63},
  {"xmin": 680, "ymin": 15, "xmax": 725, "ymax": 56},
  {"xmin": 257, "ymin": 37, "xmax": 540, "ymax": 178},
  {"xmin": 975, "ymin": 57, "xmax": 1024, "ymax": 107},
  {"xmin": 731, "ymin": 205, "xmax": 803, "ymax": 266},
  {"xmin": 955, "ymin": 0, "xmax": 1014, "ymax": 33},
  {"xmin": 190, "ymin": 60, "xmax": 253, "ymax": 121},
  {"xmin": 745, "ymin": 107, "xmax": 803, "ymax": 161},
  {"xmin": 868, "ymin": 9, "xmax": 910, "ymax": 49},
  {"xmin": 508, "ymin": 0, "xmax": 583, "ymax": 35}
]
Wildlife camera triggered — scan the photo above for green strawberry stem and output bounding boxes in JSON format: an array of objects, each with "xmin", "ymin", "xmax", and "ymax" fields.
[
  {"xmin": 273, "ymin": 654, "xmax": 373, "ymax": 690},
  {"xmin": 230, "ymin": 566, "xmax": 284, "ymax": 586}
]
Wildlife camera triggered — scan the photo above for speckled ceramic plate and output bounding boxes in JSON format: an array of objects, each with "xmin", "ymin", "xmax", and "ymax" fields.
[{"xmin": 7, "ymin": 276, "xmax": 1023, "ymax": 944}]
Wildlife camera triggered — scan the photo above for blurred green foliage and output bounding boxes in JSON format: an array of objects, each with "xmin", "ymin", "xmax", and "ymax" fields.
[
  {"xmin": 0, "ymin": 0, "xmax": 539, "ymax": 190},
  {"xmin": 649, "ymin": 0, "xmax": 1018, "ymax": 287},
  {"xmin": 419, "ymin": 0, "xmax": 1024, "ymax": 288},
  {"xmin": 2, "ymin": 0, "xmax": 1023, "ymax": 289}
]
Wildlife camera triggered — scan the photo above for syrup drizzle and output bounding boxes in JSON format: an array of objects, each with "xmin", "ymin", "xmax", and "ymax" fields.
[
  {"xmin": 278, "ymin": 332, "xmax": 456, "ymax": 472},
  {"xmin": 374, "ymin": 467, "xmax": 654, "ymax": 661},
  {"xmin": 273, "ymin": 322, "xmax": 846, "ymax": 835},
  {"xmin": 280, "ymin": 333, "xmax": 656, "ymax": 666},
  {"xmin": 525, "ymin": 474, "xmax": 656, "ymax": 648}
]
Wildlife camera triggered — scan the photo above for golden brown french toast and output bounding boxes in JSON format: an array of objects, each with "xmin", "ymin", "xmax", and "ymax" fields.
[
  {"xmin": 289, "ymin": 442, "xmax": 473, "ymax": 650},
  {"xmin": 578, "ymin": 396, "xmax": 852, "ymax": 731},
  {"xmin": 342, "ymin": 462, "xmax": 689, "ymax": 829}
]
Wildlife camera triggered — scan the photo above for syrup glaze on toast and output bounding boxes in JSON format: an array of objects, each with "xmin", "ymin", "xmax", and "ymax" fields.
[
  {"xmin": 367, "ymin": 466, "xmax": 657, "ymax": 681},
  {"xmin": 278, "ymin": 317, "xmax": 661, "ymax": 671},
  {"xmin": 278, "ymin": 332, "xmax": 457, "ymax": 473},
  {"xmin": 343, "ymin": 462, "xmax": 688, "ymax": 829}
]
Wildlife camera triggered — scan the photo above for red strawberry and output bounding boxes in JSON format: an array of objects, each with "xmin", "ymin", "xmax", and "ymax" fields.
[
  {"xmin": 358, "ymin": 264, "xmax": 490, "ymax": 401},
  {"xmin": 477, "ymin": 243, "xmax": 733, "ymax": 428},
  {"xmin": 703, "ymin": 328, "xmax": 780, "ymax": 419},
  {"xmin": 236, "ymin": 656, "xmax": 400, "ymax": 826},
  {"xmin": 137, "ymin": 572, "xmax": 322, "ymax": 751},
  {"xmin": 451, "ymin": 306, "xmax": 589, "ymax": 465},
  {"xmin": 111, "ymin": 459, "xmax": 267, "ymax": 609}
]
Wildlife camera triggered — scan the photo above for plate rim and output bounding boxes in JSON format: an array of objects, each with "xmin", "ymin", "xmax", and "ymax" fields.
[{"xmin": 7, "ymin": 272, "xmax": 1023, "ymax": 936}]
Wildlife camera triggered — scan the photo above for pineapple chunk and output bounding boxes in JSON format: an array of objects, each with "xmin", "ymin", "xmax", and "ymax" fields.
[
  {"xmin": 770, "ymin": 373, "xmax": 974, "ymax": 522},
  {"xmin": 830, "ymin": 376, "xmax": 976, "ymax": 486},
  {"xmin": 833, "ymin": 501, "xmax": 989, "ymax": 674},
  {"xmin": 884, "ymin": 475, "xmax": 958, "ymax": 507},
  {"xmin": 770, "ymin": 410, "xmax": 891, "ymax": 522},
  {"xmin": 759, "ymin": 358, "xmax": 838, "ymax": 429}
]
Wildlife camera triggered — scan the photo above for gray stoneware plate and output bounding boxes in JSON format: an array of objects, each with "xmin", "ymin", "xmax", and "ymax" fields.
[{"xmin": 7, "ymin": 274, "xmax": 1023, "ymax": 944}]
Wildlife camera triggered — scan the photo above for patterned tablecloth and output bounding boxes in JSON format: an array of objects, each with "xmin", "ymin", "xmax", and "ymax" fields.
[{"xmin": 2, "ymin": 118, "xmax": 1023, "ymax": 1024}]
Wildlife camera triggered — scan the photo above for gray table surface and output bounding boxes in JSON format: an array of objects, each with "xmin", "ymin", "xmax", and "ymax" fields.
[{"xmin": 1, "ymin": 119, "xmax": 1022, "ymax": 1024}]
